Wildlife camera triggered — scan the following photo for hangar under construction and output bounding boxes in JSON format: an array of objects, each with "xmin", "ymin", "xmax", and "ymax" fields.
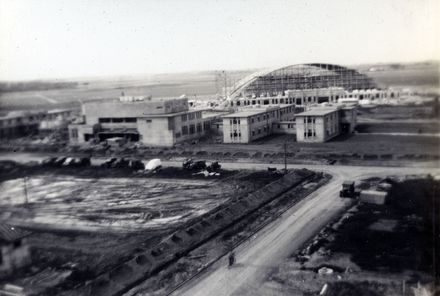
[{"xmin": 227, "ymin": 63, "xmax": 399, "ymax": 108}]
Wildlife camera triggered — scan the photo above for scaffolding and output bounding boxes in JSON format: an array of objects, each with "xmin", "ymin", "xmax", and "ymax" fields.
[{"xmin": 230, "ymin": 63, "xmax": 377, "ymax": 98}]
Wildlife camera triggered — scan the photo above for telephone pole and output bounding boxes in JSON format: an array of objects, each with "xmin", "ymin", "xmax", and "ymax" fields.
[{"xmin": 23, "ymin": 176, "xmax": 29, "ymax": 207}]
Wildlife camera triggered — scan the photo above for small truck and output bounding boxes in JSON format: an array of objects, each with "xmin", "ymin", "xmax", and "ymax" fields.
[{"xmin": 339, "ymin": 180, "xmax": 360, "ymax": 198}]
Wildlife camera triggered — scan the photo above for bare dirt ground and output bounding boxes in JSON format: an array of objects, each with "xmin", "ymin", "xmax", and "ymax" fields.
[
  {"xmin": 0, "ymin": 162, "xmax": 302, "ymax": 295},
  {"xmin": 0, "ymin": 176, "xmax": 236, "ymax": 232}
]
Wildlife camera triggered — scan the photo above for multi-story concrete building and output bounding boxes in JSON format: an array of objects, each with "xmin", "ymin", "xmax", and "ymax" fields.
[
  {"xmin": 0, "ymin": 109, "xmax": 76, "ymax": 140},
  {"xmin": 0, "ymin": 111, "xmax": 44, "ymax": 139},
  {"xmin": 222, "ymin": 104, "xmax": 295, "ymax": 143},
  {"xmin": 68, "ymin": 96, "xmax": 215, "ymax": 147},
  {"xmin": 294, "ymin": 105, "xmax": 357, "ymax": 142}
]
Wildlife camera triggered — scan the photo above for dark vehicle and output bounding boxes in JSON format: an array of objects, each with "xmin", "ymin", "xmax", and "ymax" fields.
[
  {"xmin": 207, "ymin": 161, "xmax": 221, "ymax": 172},
  {"xmin": 71, "ymin": 157, "xmax": 91, "ymax": 167},
  {"xmin": 101, "ymin": 157, "xmax": 117, "ymax": 168},
  {"xmin": 129, "ymin": 159, "xmax": 145, "ymax": 171},
  {"xmin": 182, "ymin": 158, "xmax": 193, "ymax": 169},
  {"xmin": 267, "ymin": 167, "xmax": 277, "ymax": 172},
  {"xmin": 53, "ymin": 157, "xmax": 67, "ymax": 167},
  {"xmin": 327, "ymin": 159, "xmax": 337, "ymax": 165},
  {"xmin": 111, "ymin": 158, "xmax": 129, "ymax": 169},
  {"xmin": 183, "ymin": 158, "xmax": 206, "ymax": 171},
  {"xmin": 339, "ymin": 180, "xmax": 359, "ymax": 198},
  {"xmin": 228, "ymin": 252, "xmax": 235, "ymax": 267},
  {"xmin": 42, "ymin": 157, "xmax": 57, "ymax": 167}
]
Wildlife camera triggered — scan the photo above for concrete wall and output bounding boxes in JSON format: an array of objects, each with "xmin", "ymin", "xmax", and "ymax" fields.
[
  {"xmin": 137, "ymin": 117, "xmax": 175, "ymax": 146},
  {"xmin": 223, "ymin": 117, "xmax": 252, "ymax": 143},
  {"xmin": 137, "ymin": 112, "xmax": 210, "ymax": 147},
  {"xmin": 223, "ymin": 105, "xmax": 295, "ymax": 143},
  {"xmin": 296, "ymin": 111, "xmax": 340, "ymax": 142},
  {"xmin": 340, "ymin": 107, "xmax": 357, "ymax": 133},
  {"xmin": 274, "ymin": 122, "xmax": 296, "ymax": 134},
  {"xmin": 69, "ymin": 124, "xmax": 98, "ymax": 144},
  {"xmin": 84, "ymin": 98, "xmax": 188, "ymax": 125}
]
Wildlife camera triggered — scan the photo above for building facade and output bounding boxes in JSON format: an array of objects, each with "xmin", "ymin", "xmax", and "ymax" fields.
[
  {"xmin": 222, "ymin": 104, "xmax": 295, "ymax": 143},
  {"xmin": 295, "ymin": 105, "xmax": 357, "ymax": 142},
  {"xmin": 0, "ymin": 109, "xmax": 75, "ymax": 140},
  {"xmin": 68, "ymin": 96, "xmax": 214, "ymax": 147}
]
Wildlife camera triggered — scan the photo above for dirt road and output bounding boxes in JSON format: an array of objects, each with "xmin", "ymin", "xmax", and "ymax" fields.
[{"xmin": 169, "ymin": 164, "xmax": 439, "ymax": 296}]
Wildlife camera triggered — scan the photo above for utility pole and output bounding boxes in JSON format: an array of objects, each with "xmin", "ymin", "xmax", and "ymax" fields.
[
  {"xmin": 284, "ymin": 141, "xmax": 287, "ymax": 174},
  {"xmin": 23, "ymin": 176, "xmax": 29, "ymax": 207},
  {"xmin": 223, "ymin": 71, "xmax": 227, "ymax": 99}
]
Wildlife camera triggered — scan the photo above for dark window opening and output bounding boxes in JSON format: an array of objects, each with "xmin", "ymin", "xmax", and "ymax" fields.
[
  {"xmin": 317, "ymin": 96, "xmax": 329, "ymax": 104},
  {"xmin": 13, "ymin": 240, "xmax": 22, "ymax": 248}
]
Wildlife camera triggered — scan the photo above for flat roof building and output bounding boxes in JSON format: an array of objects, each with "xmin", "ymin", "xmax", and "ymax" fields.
[
  {"xmin": 222, "ymin": 104, "xmax": 295, "ymax": 143},
  {"xmin": 294, "ymin": 104, "xmax": 357, "ymax": 142},
  {"xmin": 0, "ymin": 108, "xmax": 76, "ymax": 139},
  {"xmin": 69, "ymin": 96, "xmax": 215, "ymax": 147}
]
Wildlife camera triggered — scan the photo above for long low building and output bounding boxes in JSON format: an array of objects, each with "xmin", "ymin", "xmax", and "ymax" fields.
[
  {"xmin": 68, "ymin": 96, "xmax": 216, "ymax": 147},
  {"xmin": 0, "ymin": 109, "xmax": 75, "ymax": 139},
  {"xmin": 221, "ymin": 104, "xmax": 295, "ymax": 143}
]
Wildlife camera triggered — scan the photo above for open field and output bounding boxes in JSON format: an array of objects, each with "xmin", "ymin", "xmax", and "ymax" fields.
[
  {"xmin": 357, "ymin": 104, "xmax": 438, "ymax": 121},
  {"xmin": 365, "ymin": 65, "xmax": 439, "ymax": 93}
]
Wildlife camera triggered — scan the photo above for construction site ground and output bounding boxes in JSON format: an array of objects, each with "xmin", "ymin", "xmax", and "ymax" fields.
[{"xmin": 0, "ymin": 161, "xmax": 324, "ymax": 295}]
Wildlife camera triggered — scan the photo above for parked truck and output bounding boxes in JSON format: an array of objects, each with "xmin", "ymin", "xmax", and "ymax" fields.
[{"xmin": 339, "ymin": 180, "xmax": 360, "ymax": 198}]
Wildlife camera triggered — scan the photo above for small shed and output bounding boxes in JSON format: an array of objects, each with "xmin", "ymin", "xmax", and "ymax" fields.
[
  {"xmin": 359, "ymin": 190, "xmax": 387, "ymax": 205},
  {"xmin": 0, "ymin": 224, "xmax": 32, "ymax": 277}
]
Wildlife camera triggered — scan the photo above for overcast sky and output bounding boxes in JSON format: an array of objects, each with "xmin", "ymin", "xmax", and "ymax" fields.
[{"xmin": 0, "ymin": 0, "xmax": 439, "ymax": 81}]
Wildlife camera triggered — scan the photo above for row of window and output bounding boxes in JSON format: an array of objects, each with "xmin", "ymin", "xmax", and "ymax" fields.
[
  {"xmin": 99, "ymin": 117, "xmax": 137, "ymax": 123},
  {"xmin": 181, "ymin": 112, "xmax": 202, "ymax": 122},
  {"xmin": 180, "ymin": 122, "xmax": 204, "ymax": 137},
  {"xmin": 325, "ymin": 113, "xmax": 338, "ymax": 122},
  {"xmin": 230, "ymin": 132, "xmax": 242, "ymax": 138},
  {"xmin": 0, "ymin": 115, "xmax": 46, "ymax": 126},
  {"xmin": 247, "ymin": 107, "xmax": 294, "ymax": 124},
  {"xmin": 250, "ymin": 126, "xmax": 268, "ymax": 137},
  {"xmin": 70, "ymin": 128, "xmax": 79, "ymax": 139},
  {"xmin": 234, "ymin": 96, "xmax": 341, "ymax": 106},
  {"xmin": 303, "ymin": 117, "xmax": 316, "ymax": 124},
  {"xmin": 304, "ymin": 129, "xmax": 317, "ymax": 138}
]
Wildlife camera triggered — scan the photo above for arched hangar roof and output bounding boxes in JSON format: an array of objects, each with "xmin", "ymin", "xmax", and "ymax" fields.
[{"xmin": 229, "ymin": 63, "xmax": 377, "ymax": 98}]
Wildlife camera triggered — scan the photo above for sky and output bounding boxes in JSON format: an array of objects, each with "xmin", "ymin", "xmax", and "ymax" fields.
[{"xmin": 0, "ymin": 0, "xmax": 439, "ymax": 81}]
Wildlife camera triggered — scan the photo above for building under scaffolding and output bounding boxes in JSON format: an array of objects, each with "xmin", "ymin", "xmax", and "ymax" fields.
[{"xmin": 229, "ymin": 63, "xmax": 377, "ymax": 99}]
